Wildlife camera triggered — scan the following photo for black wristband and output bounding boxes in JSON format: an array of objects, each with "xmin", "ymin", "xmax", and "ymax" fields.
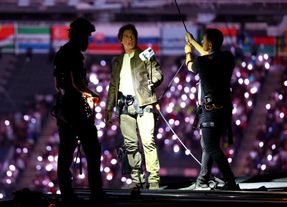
[{"xmin": 186, "ymin": 60, "xmax": 193, "ymax": 65}]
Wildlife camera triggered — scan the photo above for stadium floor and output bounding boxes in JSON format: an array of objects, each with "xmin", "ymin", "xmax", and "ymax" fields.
[{"xmin": 1, "ymin": 180, "xmax": 287, "ymax": 207}]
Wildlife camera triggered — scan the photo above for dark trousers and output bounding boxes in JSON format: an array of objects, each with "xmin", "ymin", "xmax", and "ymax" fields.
[
  {"xmin": 197, "ymin": 109, "xmax": 236, "ymax": 186},
  {"xmin": 56, "ymin": 99, "xmax": 102, "ymax": 199}
]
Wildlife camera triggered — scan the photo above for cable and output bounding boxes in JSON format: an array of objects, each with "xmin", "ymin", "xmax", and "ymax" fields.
[
  {"xmin": 157, "ymin": 109, "xmax": 202, "ymax": 166},
  {"xmin": 158, "ymin": 61, "xmax": 185, "ymax": 101},
  {"xmin": 158, "ymin": 108, "xmax": 224, "ymax": 183},
  {"xmin": 174, "ymin": 0, "xmax": 188, "ymax": 33}
]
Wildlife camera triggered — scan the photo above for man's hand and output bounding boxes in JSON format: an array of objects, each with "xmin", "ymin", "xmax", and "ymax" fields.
[
  {"xmin": 185, "ymin": 32, "xmax": 208, "ymax": 56},
  {"xmin": 82, "ymin": 92, "xmax": 93, "ymax": 108},
  {"xmin": 155, "ymin": 103, "xmax": 160, "ymax": 111},
  {"xmin": 82, "ymin": 92, "xmax": 100, "ymax": 108},
  {"xmin": 185, "ymin": 32, "xmax": 194, "ymax": 44},
  {"xmin": 82, "ymin": 92, "xmax": 92, "ymax": 99}
]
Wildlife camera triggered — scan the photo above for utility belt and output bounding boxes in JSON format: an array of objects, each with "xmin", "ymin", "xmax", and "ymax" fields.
[
  {"xmin": 193, "ymin": 94, "xmax": 233, "ymax": 144},
  {"xmin": 193, "ymin": 103, "xmax": 224, "ymax": 129},
  {"xmin": 116, "ymin": 92, "xmax": 153, "ymax": 117},
  {"xmin": 192, "ymin": 95, "xmax": 224, "ymax": 129}
]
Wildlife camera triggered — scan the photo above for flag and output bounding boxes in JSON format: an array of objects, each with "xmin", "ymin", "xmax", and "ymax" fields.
[
  {"xmin": 0, "ymin": 24, "xmax": 15, "ymax": 53},
  {"xmin": 16, "ymin": 26, "xmax": 50, "ymax": 54},
  {"xmin": 51, "ymin": 25, "xmax": 69, "ymax": 52}
]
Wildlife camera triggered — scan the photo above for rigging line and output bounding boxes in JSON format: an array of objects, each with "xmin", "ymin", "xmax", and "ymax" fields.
[
  {"xmin": 174, "ymin": 0, "xmax": 188, "ymax": 33},
  {"xmin": 158, "ymin": 108, "xmax": 224, "ymax": 183},
  {"xmin": 157, "ymin": 109, "xmax": 202, "ymax": 166},
  {"xmin": 158, "ymin": 61, "xmax": 185, "ymax": 101}
]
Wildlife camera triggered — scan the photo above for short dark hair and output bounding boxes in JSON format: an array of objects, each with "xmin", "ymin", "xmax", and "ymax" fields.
[
  {"xmin": 205, "ymin": 28, "xmax": 224, "ymax": 50},
  {"xmin": 117, "ymin": 24, "xmax": 138, "ymax": 42},
  {"xmin": 69, "ymin": 17, "xmax": 95, "ymax": 37}
]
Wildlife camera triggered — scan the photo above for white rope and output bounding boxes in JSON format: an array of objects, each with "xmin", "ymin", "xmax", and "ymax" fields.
[{"xmin": 157, "ymin": 109, "xmax": 202, "ymax": 166}]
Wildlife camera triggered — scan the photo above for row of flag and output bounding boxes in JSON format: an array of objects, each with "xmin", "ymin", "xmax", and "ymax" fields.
[{"xmin": 0, "ymin": 23, "xmax": 281, "ymax": 56}]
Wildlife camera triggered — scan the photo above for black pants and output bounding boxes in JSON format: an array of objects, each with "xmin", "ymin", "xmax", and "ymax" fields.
[
  {"xmin": 56, "ymin": 96, "xmax": 102, "ymax": 199},
  {"xmin": 197, "ymin": 108, "xmax": 236, "ymax": 186}
]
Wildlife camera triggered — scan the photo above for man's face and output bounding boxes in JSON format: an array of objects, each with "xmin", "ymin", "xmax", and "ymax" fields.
[
  {"xmin": 202, "ymin": 35, "xmax": 212, "ymax": 52},
  {"xmin": 121, "ymin": 29, "xmax": 136, "ymax": 53},
  {"xmin": 79, "ymin": 33, "xmax": 91, "ymax": 51}
]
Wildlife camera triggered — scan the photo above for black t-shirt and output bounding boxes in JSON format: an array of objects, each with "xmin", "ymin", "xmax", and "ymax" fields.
[
  {"xmin": 192, "ymin": 50, "xmax": 235, "ymax": 105},
  {"xmin": 53, "ymin": 42, "xmax": 93, "ymax": 123},
  {"xmin": 53, "ymin": 42, "xmax": 86, "ymax": 97}
]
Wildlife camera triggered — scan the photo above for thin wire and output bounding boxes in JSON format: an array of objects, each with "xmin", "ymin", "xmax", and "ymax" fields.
[
  {"xmin": 158, "ymin": 109, "xmax": 224, "ymax": 183},
  {"xmin": 174, "ymin": 0, "xmax": 188, "ymax": 32},
  {"xmin": 158, "ymin": 61, "xmax": 185, "ymax": 101},
  {"xmin": 157, "ymin": 109, "xmax": 202, "ymax": 166}
]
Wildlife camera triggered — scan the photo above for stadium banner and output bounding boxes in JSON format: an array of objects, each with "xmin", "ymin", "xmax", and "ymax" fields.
[
  {"xmin": 16, "ymin": 26, "xmax": 50, "ymax": 54},
  {"xmin": 0, "ymin": 24, "xmax": 15, "ymax": 53},
  {"xmin": 51, "ymin": 23, "xmax": 160, "ymax": 55},
  {"xmin": 88, "ymin": 23, "xmax": 160, "ymax": 55},
  {"xmin": 206, "ymin": 23, "xmax": 239, "ymax": 46},
  {"xmin": 161, "ymin": 22, "xmax": 198, "ymax": 55},
  {"xmin": 277, "ymin": 31, "xmax": 287, "ymax": 57},
  {"xmin": 50, "ymin": 24, "xmax": 69, "ymax": 52},
  {"xmin": 241, "ymin": 30, "xmax": 276, "ymax": 56},
  {"xmin": 0, "ymin": 22, "xmax": 281, "ymax": 57}
]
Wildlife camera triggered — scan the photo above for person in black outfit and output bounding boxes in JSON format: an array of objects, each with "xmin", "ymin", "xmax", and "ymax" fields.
[
  {"xmin": 52, "ymin": 17, "xmax": 103, "ymax": 203},
  {"xmin": 183, "ymin": 28, "xmax": 239, "ymax": 190}
]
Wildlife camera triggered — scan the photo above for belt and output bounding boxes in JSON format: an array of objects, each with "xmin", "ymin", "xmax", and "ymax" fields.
[
  {"xmin": 143, "ymin": 106, "xmax": 153, "ymax": 113},
  {"xmin": 203, "ymin": 103, "xmax": 223, "ymax": 111},
  {"xmin": 118, "ymin": 92, "xmax": 135, "ymax": 106}
]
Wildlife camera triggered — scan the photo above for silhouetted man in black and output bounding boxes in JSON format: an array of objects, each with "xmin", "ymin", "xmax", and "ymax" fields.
[{"xmin": 52, "ymin": 17, "xmax": 103, "ymax": 203}]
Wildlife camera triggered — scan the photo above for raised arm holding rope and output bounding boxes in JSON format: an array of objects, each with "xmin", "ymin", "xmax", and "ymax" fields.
[{"xmin": 182, "ymin": 28, "xmax": 240, "ymax": 191}]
